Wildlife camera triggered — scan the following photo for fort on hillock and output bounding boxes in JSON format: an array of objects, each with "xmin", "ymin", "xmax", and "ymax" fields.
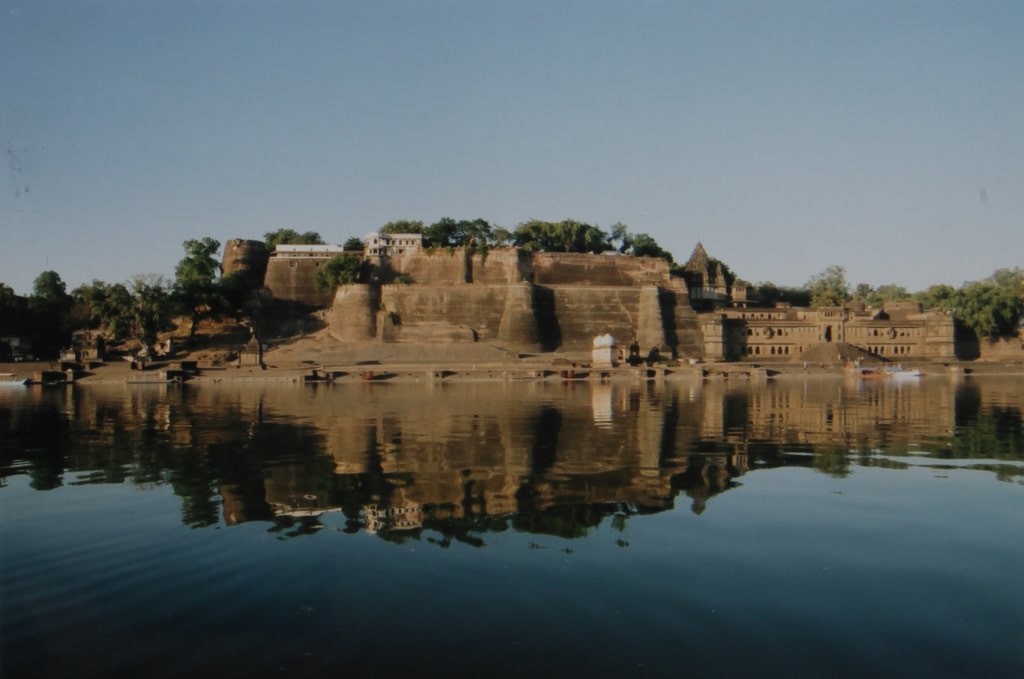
[{"xmin": 222, "ymin": 237, "xmax": 956, "ymax": 363}]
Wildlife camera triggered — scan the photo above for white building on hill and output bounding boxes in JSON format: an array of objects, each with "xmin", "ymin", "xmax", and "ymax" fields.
[{"xmin": 364, "ymin": 232, "xmax": 423, "ymax": 257}]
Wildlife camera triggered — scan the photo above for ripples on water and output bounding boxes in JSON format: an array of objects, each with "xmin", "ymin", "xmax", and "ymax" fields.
[{"xmin": 1, "ymin": 376, "xmax": 1022, "ymax": 677}]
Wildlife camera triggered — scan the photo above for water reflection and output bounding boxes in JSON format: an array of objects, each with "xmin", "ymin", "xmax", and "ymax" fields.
[{"xmin": 1, "ymin": 376, "xmax": 1022, "ymax": 541}]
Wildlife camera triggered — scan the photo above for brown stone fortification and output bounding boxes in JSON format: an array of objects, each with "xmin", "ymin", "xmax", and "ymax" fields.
[
  {"xmin": 325, "ymin": 248, "xmax": 688, "ymax": 354},
  {"xmin": 264, "ymin": 256, "xmax": 335, "ymax": 308},
  {"xmin": 236, "ymin": 239, "xmax": 970, "ymax": 364},
  {"xmin": 221, "ymin": 239, "xmax": 269, "ymax": 290}
]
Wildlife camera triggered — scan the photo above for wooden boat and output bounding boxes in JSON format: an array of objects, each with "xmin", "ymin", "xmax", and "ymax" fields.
[{"xmin": 303, "ymin": 369, "xmax": 334, "ymax": 384}]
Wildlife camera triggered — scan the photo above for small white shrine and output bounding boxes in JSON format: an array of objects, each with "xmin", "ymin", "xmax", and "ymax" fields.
[{"xmin": 591, "ymin": 334, "xmax": 617, "ymax": 369}]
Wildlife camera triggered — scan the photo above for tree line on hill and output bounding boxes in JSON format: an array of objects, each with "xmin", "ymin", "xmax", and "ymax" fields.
[
  {"xmin": 1, "ymin": 222, "xmax": 1021, "ymax": 360},
  {"xmin": 268, "ymin": 219, "xmax": 674, "ymax": 257}
]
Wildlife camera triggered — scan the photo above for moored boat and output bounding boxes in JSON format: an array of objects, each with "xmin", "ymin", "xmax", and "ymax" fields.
[{"xmin": 846, "ymin": 362, "xmax": 921, "ymax": 380}]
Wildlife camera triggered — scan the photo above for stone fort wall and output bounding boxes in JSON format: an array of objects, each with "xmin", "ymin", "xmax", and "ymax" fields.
[
  {"xmin": 221, "ymin": 239, "xmax": 269, "ymax": 290},
  {"xmin": 532, "ymin": 252, "xmax": 670, "ymax": 287},
  {"xmin": 263, "ymin": 257, "xmax": 335, "ymax": 308},
  {"xmin": 323, "ymin": 248, "xmax": 692, "ymax": 354},
  {"xmin": 327, "ymin": 282, "xmax": 699, "ymax": 354},
  {"xmin": 239, "ymin": 241, "xmax": 964, "ymax": 362},
  {"xmin": 384, "ymin": 247, "xmax": 526, "ymax": 286}
]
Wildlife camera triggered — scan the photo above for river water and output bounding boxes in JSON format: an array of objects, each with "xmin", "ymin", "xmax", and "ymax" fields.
[{"xmin": 1, "ymin": 375, "xmax": 1022, "ymax": 677}]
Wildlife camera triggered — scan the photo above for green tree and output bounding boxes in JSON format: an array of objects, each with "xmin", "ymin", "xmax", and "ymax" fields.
[
  {"xmin": 807, "ymin": 265, "xmax": 852, "ymax": 307},
  {"xmin": 30, "ymin": 270, "xmax": 71, "ymax": 315},
  {"xmin": 988, "ymin": 267, "xmax": 1024, "ymax": 291},
  {"xmin": 129, "ymin": 275, "xmax": 173, "ymax": 354},
  {"xmin": 511, "ymin": 219, "xmax": 548, "ymax": 251},
  {"xmin": 379, "ymin": 220, "xmax": 424, "ymax": 234},
  {"xmin": 29, "ymin": 270, "xmax": 73, "ymax": 356},
  {"xmin": 629, "ymin": 233, "xmax": 674, "ymax": 262},
  {"xmin": 875, "ymin": 284, "xmax": 912, "ymax": 305},
  {"xmin": 916, "ymin": 270, "xmax": 1023, "ymax": 338},
  {"xmin": 753, "ymin": 282, "xmax": 811, "ymax": 307},
  {"xmin": 344, "ymin": 237, "xmax": 365, "ymax": 251},
  {"xmin": 264, "ymin": 229, "xmax": 324, "ymax": 249},
  {"xmin": 608, "ymin": 222, "xmax": 631, "ymax": 253},
  {"xmin": 852, "ymin": 283, "xmax": 875, "ymax": 304},
  {"xmin": 956, "ymin": 280, "xmax": 1022, "ymax": 337},
  {"xmin": 512, "ymin": 219, "xmax": 610, "ymax": 254},
  {"xmin": 173, "ymin": 238, "xmax": 222, "ymax": 339},
  {"xmin": 914, "ymin": 284, "xmax": 959, "ymax": 313},
  {"xmin": 492, "ymin": 227, "xmax": 514, "ymax": 247},
  {"xmin": 424, "ymin": 217, "xmax": 494, "ymax": 251},
  {"xmin": 71, "ymin": 280, "xmax": 114, "ymax": 331},
  {"xmin": 0, "ymin": 282, "xmax": 30, "ymax": 359},
  {"xmin": 314, "ymin": 254, "xmax": 364, "ymax": 293},
  {"xmin": 95, "ymin": 282, "xmax": 135, "ymax": 340}
]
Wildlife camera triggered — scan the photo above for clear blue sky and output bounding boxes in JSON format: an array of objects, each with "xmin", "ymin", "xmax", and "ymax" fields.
[{"xmin": 2, "ymin": 0, "xmax": 1021, "ymax": 295}]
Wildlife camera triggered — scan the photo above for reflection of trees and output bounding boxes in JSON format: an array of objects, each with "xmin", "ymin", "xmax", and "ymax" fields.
[
  {"xmin": 530, "ymin": 406, "xmax": 561, "ymax": 471},
  {"xmin": 0, "ymin": 386, "xmax": 332, "ymax": 528},
  {"xmin": 0, "ymin": 390, "xmax": 70, "ymax": 490},
  {"xmin": 949, "ymin": 385, "xmax": 1023, "ymax": 463},
  {"xmin": 513, "ymin": 503, "xmax": 615, "ymax": 539}
]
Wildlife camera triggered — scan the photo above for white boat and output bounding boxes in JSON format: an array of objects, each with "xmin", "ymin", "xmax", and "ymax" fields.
[
  {"xmin": 0, "ymin": 372, "xmax": 29, "ymax": 386},
  {"xmin": 846, "ymin": 363, "xmax": 921, "ymax": 380},
  {"xmin": 884, "ymin": 365, "xmax": 922, "ymax": 379}
]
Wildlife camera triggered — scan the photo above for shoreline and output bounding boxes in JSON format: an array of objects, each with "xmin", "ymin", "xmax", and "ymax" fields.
[{"xmin": 4, "ymin": 353, "xmax": 1023, "ymax": 387}]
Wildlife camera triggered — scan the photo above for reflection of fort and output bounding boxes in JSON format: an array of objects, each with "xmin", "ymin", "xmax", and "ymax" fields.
[
  {"xmin": 214, "ymin": 379, "xmax": 961, "ymax": 537},
  {"xmin": 698, "ymin": 378, "xmax": 958, "ymax": 453},
  {"xmin": 6, "ymin": 377, "xmax": 1012, "ymax": 540}
]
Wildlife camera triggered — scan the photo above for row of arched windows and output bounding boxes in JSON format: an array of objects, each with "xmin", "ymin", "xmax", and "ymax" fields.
[
  {"xmin": 869, "ymin": 345, "xmax": 912, "ymax": 356},
  {"xmin": 746, "ymin": 345, "xmax": 794, "ymax": 356}
]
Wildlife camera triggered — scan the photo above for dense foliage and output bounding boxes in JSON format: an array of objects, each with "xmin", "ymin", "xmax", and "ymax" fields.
[
  {"xmin": 750, "ymin": 265, "xmax": 1024, "ymax": 338},
  {"xmin": 373, "ymin": 217, "xmax": 675, "ymax": 263},
  {"xmin": 807, "ymin": 265, "xmax": 852, "ymax": 307},
  {"xmin": 264, "ymin": 229, "xmax": 325, "ymax": 249},
  {"xmin": 314, "ymin": 254, "xmax": 365, "ymax": 292},
  {"xmin": 173, "ymin": 238, "xmax": 223, "ymax": 339}
]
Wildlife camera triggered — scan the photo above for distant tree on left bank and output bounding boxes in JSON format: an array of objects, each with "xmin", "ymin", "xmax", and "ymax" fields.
[
  {"xmin": 173, "ymin": 238, "xmax": 223, "ymax": 340},
  {"xmin": 29, "ymin": 270, "xmax": 73, "ymax": 356}
]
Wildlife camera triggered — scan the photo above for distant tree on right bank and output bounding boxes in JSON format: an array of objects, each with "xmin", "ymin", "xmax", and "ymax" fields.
[
  {"xmin": 948, "ymin": 268, "xmax": 1024, "ymax": 337},
  {"xmin": 807, "ymin": 265, "xmax": 852, "ymax": 307}
]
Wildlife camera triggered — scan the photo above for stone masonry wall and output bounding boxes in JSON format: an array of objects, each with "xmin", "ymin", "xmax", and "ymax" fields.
[
  {"xmin": 378, "ymin": 285, "xmax": 510, "ymax": 343},
  {"xmin": 221, "ymin": 239, "xmax": 269, "ymax": 289},
  {"xmin": 264, "ymin": 257, "xmax": 334, "ymax": 308},
  {"xmin": 549, "ymin": 287, "xmax": 647, "ymax": 351},
  {"xmin": 384, "ymin": 247, "xmax": 523, "ymax": 286},
  {"xmin": 532, "ymin": 253, "xmax": 670, "ymax": 287}
]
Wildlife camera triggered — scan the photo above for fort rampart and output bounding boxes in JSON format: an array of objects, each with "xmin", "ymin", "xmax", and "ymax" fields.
[
  {"xmin": 240, "ymin": 242, "xmax": 961, "ymax": 362},
  {"xmin": 221, "ymin": 239, "xmax": 269, "ymax": 290}
]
